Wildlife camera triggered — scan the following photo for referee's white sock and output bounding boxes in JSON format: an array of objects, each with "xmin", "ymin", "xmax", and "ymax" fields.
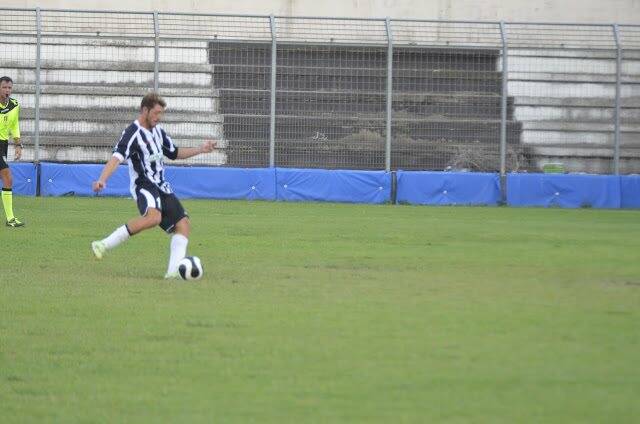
[
  {"xmin": 102, "ymin": 225, "xmax": 131, "ymax": 250},
  {"xmin": 167, "ymin": 234, "xmax": 189, "ymax": 275}
]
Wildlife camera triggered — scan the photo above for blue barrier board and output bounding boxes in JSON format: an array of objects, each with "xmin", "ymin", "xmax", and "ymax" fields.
[
  {"xmin": 275, "ymin": 168, "xmax": 391, "ymax": 204},
  {"xmin": 40, "ymin": 163, "xmax": 130, "ymax": 197},
  {"xmin": 166, "ymin": 167, "xmax": 276, "ymax": 200},
  {"xmin": 620, "ymin": 175, "xmax": 640, "ymax": 208},
  {"xmin": 396, "ymin": 171, "xmax": 501, "ymax": 205},
  {"xmin": 507, "ymin": 173, "xmax": 621, "ymax": 208},
  {"xmin": 39, "ymin": 163, "xmax": 277, "ymax": 201},
  {"xmin": 29, "ymin": 164, "xmax": 639, "ymax": 209},
  {"xmin": 8, "ymin": 162, "xmax": 38, "ymax": 196}
]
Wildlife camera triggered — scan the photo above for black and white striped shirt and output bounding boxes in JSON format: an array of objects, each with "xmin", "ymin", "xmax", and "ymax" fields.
[{"xmin": 113, "ymin": 120, "xmax": 178, "ymax": 197}]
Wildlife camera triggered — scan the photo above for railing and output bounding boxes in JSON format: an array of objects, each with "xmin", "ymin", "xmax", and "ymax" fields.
[{"xmin": 4, "ymin": 8, "xmax": 639, "ymax": 175}]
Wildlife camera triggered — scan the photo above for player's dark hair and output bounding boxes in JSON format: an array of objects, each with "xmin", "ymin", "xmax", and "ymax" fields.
[
  {"xmin": 0, "ymin": 76, "xmax": 13, "ymax": 84},
  {"xmin": 140, "ymin": 92, "xmax": 166, "ymax": 111}
]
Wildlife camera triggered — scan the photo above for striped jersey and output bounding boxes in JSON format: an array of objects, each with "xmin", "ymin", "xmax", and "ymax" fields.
[
  {"xmin": 113, "ymin": 120, "xmax": 178, "ymax": 198},
  {"xmin": 0, "ymin": 97, "xmax": 20, "ymax": 141}
]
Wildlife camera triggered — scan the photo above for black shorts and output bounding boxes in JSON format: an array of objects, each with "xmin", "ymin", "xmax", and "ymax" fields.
[
  {"xmin": 0, "ymin": 142, "xmax": 8, "ymax": 171},
  {"xmin": 135, "ymin": 182, "xmax": 188, "ymax": 233}
]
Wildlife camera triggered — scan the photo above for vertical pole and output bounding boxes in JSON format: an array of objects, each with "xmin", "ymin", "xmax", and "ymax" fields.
[
  {"xmin": 613, "ymin": 24, "xmax": 622, "ymax": 175},
  {"xmin": 384, "ymin": 17, "xmax": 393, "ymax": 173},
  {"xmin": 269, "ymin": 15, "xmax": 277, "ymax": 168},
  {"xmin": 153, "ymin": 11, "xmax": 160, "ymax": 92},
  {"xmin": 34, "ymin": 7, "xmax": 42, "ymax": 164},
  {"xmin": 499, "ymin": 21, "xmax": 508, "ymax": 201}
]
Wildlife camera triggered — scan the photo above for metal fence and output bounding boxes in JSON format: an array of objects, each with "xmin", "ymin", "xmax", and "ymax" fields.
[{"xmin": 3, "ymin": 8, "xmax": 640, "ymax": 175}]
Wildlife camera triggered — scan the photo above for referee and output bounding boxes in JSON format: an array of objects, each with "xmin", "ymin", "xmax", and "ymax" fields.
[{"xmin": 0, "ymin": 76, "xmax": 24, "ymax": 227}]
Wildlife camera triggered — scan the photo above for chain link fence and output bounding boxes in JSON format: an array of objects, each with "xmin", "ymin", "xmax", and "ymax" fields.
[
  {"xmin": 619, "ymin": 25, "xmax": 640, "ymax": 174},
  {"xmin": 3, "ymin": 8, "xmax": 639, "ymax": 174}
]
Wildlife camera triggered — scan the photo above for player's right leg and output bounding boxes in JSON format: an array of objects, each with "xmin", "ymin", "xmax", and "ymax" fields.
[
  {"xmin": 91, "ymin": 185, "xmax": 161, "ymax": 259},
  {"xmin": 91, "ymin": 224, "xmax": 131, "ymax": 259}
]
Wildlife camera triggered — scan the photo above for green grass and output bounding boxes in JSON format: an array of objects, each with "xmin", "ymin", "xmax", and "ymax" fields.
[{"xmin": 1, "ymin": 197, "xmax": 640, "ymax": 423}]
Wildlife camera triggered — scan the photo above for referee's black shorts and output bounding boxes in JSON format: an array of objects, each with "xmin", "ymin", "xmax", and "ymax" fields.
[
  {"xmin": 0, "ymin": 141, "xmax": 8, "ymax": 171},
  {"xmin": 134, "ymin": 181, "xmax": 188, "ymax": 233}
]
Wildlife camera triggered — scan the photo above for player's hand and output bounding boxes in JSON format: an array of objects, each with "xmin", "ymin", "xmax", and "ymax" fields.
[
  {"xmin": 92, "ymin": 180, "xmax": 106, "ymax": 193},
  {"xmin": 201, "ymin": 140, "xmax": 217, "ymax": 154},
  {"xmin": 14, "ymin": 146, "xmax": 22, "ymax": 161}
]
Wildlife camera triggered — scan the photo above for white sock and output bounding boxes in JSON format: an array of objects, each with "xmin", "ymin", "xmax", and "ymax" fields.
[
  {"xmin": 101, "ymin": 225, "xmax": 131, "ymax": 250},
  {"xmin": 167, "ymin": 234, "xmax": 188, "ymax": 275}
]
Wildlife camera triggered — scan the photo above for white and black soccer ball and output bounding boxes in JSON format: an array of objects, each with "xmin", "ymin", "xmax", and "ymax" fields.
[{"xmin": 178, "ymin": 256, "xmax": 203, "ymax": 281}]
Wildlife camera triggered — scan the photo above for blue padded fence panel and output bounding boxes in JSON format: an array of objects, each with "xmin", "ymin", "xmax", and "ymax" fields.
[
  {"xmin": 396, "ymin": 171, "xmax": 501, "ymax": 205},
  {"xmin": 620, "ymin": 175, "xmax": 640, "ymax": 208},
  {"xmin": 276, "ymin": 168, "xmax": 391, "ymax": 204},
  {"xmin": 166, "ymin": 167, "xmax": 276, "ymax": 200},
  {"xmin": 8, "ymin": 162, "xmax": 37, "ymax": 196},
  {"xmin": 507, "ymin": 173, "xmax": 621, "ymax": 208},
  {"xmin": 40, "ymin": 162, "xmax": 131, "ymax": 197}
]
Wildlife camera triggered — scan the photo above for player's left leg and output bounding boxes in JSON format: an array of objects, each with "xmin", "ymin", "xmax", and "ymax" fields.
[{"xmin": 0, "ymin": 156, "xmax": 23, "ymax": 227}]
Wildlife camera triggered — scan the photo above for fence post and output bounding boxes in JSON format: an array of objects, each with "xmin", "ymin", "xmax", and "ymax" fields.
[
  {"xmin": 153, "ymin": 11, "xmax": 160, "ymax": 92},
  {"xmin": 499, "ymin": 21, "xmax": 508, "ymax": 201},
  {"xmin": 613, "ymin": 24, "xmax": 622, "ymax": 175},
  {"xmin": 269, "ymin": 15, "xmax": 277, "ymax": 168},
  {"xmin": 34, "ymin": 7, "xmax": 42, "ymax": 165},
  {"xmin": 384, "ymin": 17, "xmax": 393, "ymax": 173}
]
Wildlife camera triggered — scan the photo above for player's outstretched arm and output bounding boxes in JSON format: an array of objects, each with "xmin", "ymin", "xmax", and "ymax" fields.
[
  {"xmin": 92, "ymin": 156, "xmax": 122, "ymax": 192},
  {"xmin": 176, "ymin": 140, "xmax": 217, "ymax": 160}
]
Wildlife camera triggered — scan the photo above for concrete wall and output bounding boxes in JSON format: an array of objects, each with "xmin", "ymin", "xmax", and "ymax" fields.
[{"xmin": 6, "ymin": 0, "xmax": 640, "ymax": 24}]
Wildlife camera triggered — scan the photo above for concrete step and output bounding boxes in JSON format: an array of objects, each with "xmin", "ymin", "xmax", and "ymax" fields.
[
  {"xmin": 4, "ymin": 68, "xmax": 213, "ymax": 88},
  {"xmin": 210, "ymin": 44, "xmax": 500, "ymax": 71},
  {"xmin": 508, "ymin": 55, "xmax": 617, "ymax": 75},
  {"xmin": 510, "ymin": 81, "xmax": 640, "ymax": 99},
  {"xmin": 213, "ymin": 66, "xmax": 502, "ymax": 93},
  {"xmin": 509, "ymin": 71, "xmax": 620, "ymax": 83},
  {"xmin": 521, "ymin": 131, "xmax": 640, "ymax": 147},
  {"xmin": 13, "ymin": 146, "xmax": 227, "ymax": 166},
  {"xmin": 18, "ymin": 134, "xmax": 226, "ymax": 148},
  {"xmin": 6, "ymin": 37, "xmax": 156, "ymax": 48},
  {"xmin": 513, "ymin": 96, "xmax": 615, "ymax": 107},
  {"xmin": 515, "ymin": 105, "xmax": 640, "ymax": 121},
  {"xmin": 267, "ymin": 140, "xmax": 510, "ymax": 171},
  {"xmin": 509, "ymin": 81, "xmax": 618, "ymax": 98},
  {"xmin": 10, "ymin": 93, "xmax": 218, "ymax": 113},
  {"xmin": 222, "ymin": 114, "xmax": 521, "ymax": 144},
  {"xmin": 4, "ymin": 42, "xmax": 208, "ymax": 65},
  {"xmin": 521, "ymin": 120, "xmax": 640, "ymax": 132},
  {"xmin": 508, "ymin": 52, "xmax": 640, "ymax": 76},
  {"xmin": 18, "ymin": 109, "xmax": 223, "ymax": 123},
  {"xmin": 13, "ymin": 84, "xmax": 217, "ymax": 98},
  {"xmin": 509, "ymin": 71, "xmax": 640, "ymax": 88},
  {"xmin": 215, "ymin": 64, "xmax": 503, "ymax": 80},
  {"xmin": 216, "ymin": 88, "xmax": 512, "ymax": 119},
  {"xmin": 5, "ymin": 59, "xmax": 214, "ymax": 73},
  {"xmin": 528, "ymin": 145, "xmax": 640, "ymax": 160},
  {"xmin": 508, "ymin": 49, "xmax": 617, "ymax": 59},
  {"xmin": 514, "ymin": 95, "xmax": 640, "ymax": 108},
  {"xmin": 17, "ymin": 119, "xmax": 223, "ymax": 142}
]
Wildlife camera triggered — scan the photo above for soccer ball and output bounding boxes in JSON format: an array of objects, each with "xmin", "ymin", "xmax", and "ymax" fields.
[{"xmin": 178, "ymin": 256, "xmax": 203, "ymax": 281}]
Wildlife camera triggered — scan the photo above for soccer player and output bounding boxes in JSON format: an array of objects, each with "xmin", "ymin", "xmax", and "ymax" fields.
[
  {"xmin": 0, "ymin": 76, "xmax": 24, "ymax": 227},
  {"xmin": 91, "ymin": 92, "xmax": 216, "ymax": 279}
]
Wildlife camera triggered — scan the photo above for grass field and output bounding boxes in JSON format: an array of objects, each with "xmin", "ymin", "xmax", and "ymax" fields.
[{"xmin": 1, "ymin": 197, "xmax": 640, "ymax": 423}]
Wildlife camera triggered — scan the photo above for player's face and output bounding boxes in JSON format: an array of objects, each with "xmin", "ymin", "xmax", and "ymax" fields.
[
  {"xmin": 0, "ymin": 81, "xmax": 12, "ymax": 102},
  {"xmin": 143, "ymin": 104, "xmax": 165, "ymax": 128}
]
